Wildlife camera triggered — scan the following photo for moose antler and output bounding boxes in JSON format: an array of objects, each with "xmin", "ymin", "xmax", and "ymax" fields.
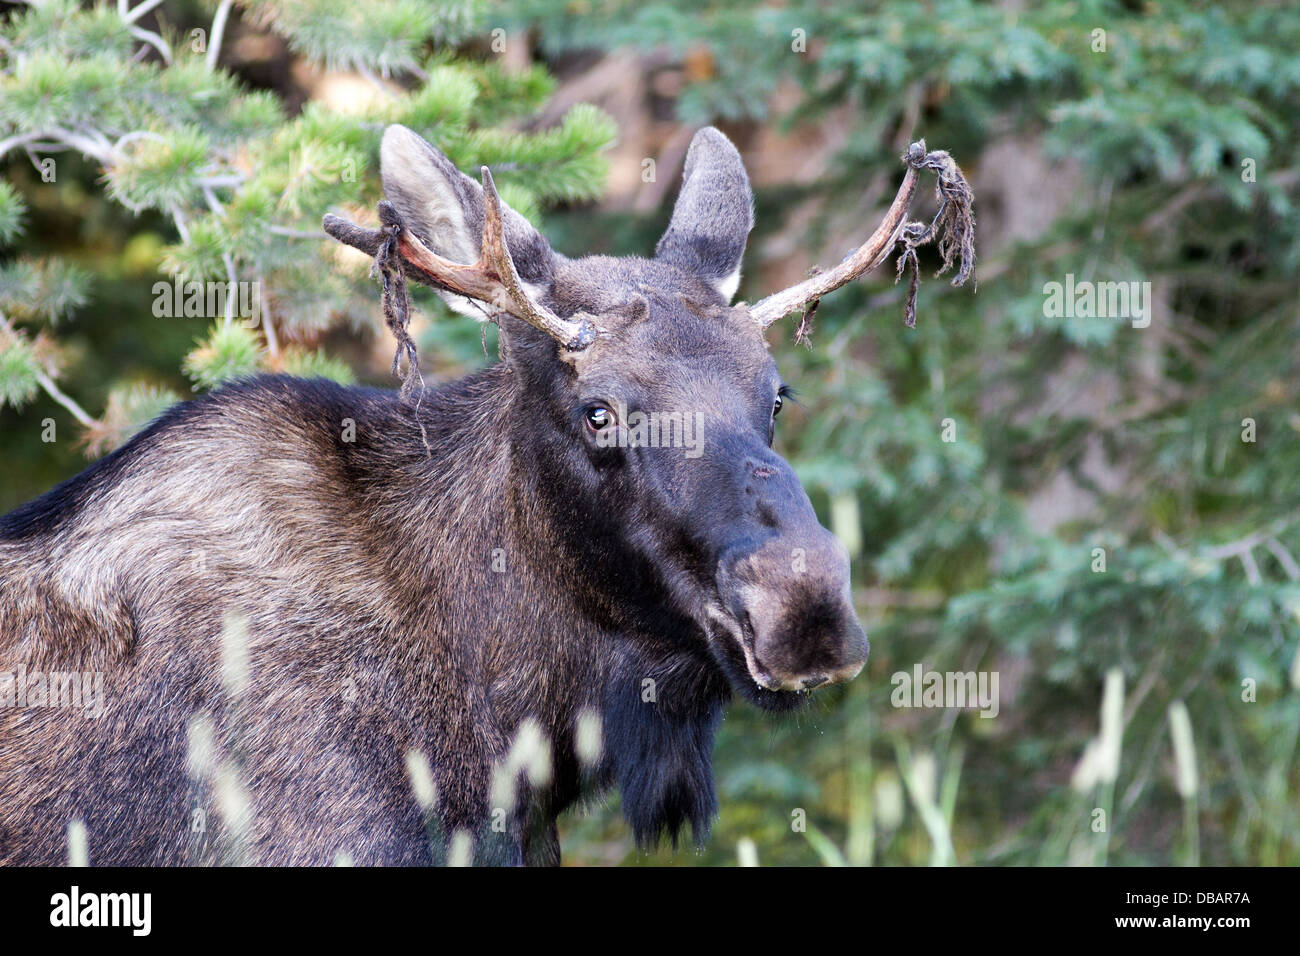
[
  {"xmin": 748, "ymin": 140, "xmax": 976, "ymax": 331},
  {"xmin": 323, "ymin": 167, "xmax": 599, "ymax": 352}
]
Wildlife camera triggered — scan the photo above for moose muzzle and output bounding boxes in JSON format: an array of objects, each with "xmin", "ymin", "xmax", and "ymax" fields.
[{"xmin": 715, "ymin": 479, "xmax": 869, "ymax": 693}]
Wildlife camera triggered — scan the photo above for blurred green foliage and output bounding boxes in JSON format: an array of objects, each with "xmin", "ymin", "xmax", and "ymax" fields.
[{"xmin": 524, "ymin": 0, "xmax": 1300, "ymax": 865}]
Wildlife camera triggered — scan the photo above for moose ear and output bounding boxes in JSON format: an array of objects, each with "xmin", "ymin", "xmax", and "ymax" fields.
[
  {"xmin": 654, "ymin": 127, "xmax": 754, "ymax": 302},
  {"xmin": 380, "ymin": 124, "xmax": 556, "ymax": 318}
]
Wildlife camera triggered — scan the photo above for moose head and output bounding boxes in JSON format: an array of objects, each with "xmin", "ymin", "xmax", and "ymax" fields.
[{"xmin": 325, "ymin": 124, "xmax": 973, "ymax": 711}]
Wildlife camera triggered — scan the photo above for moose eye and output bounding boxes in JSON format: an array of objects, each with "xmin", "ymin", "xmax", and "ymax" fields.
[
  {"xmin": 773, "ymin": 385, "xmax": 793, "ymax": 418},
  {"xmin": 585, "ymin": 405, "xmax": 613, "ymax": 431}
]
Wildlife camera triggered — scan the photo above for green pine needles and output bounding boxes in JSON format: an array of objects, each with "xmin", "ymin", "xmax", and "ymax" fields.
[{"xmin": 0, "ymin": 0, "xmax": 614, "ymax": 445}]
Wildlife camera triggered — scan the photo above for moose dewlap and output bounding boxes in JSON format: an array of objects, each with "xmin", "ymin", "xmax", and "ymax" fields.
[{"xmin": 0, "ymin": 126, "xmax": 971, "ymax": 865}]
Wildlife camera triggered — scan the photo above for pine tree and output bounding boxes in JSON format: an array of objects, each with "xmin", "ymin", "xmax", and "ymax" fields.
[{"xmin": 0, "ymin": 0, "xmax": 614, "ymax": 448}]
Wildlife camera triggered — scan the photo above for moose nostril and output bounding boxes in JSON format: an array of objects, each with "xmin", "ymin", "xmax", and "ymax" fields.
[
  {"xmin": 752, "ymin": 465, "xmax": 775, "ymax": 479},
  {"xmin": 800, "ymin": 675, "xmax": 830, "ymax": 690}
]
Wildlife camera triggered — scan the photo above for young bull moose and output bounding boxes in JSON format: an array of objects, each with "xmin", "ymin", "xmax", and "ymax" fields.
[{"xmin": 0, "ymin": 126, "xmax": 972, "ymax": 865}]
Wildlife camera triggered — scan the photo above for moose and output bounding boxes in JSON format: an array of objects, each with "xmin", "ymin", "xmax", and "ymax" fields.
[{"xmin": 0, "ymin": 125, "xmax": 972, "ymax": 865}]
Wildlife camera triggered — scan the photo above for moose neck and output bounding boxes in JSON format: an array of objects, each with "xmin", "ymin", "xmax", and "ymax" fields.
[
  {"xmin": 361, "ymin": 358, "xmax": 728, "ymax": 845},
  {"xmin": 498, "ymin": 350, "xmax": 731, "ymax": 847},
  {"xmin": 355, "ymin": 359, "xmax": 700, "ymax": 688}
]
